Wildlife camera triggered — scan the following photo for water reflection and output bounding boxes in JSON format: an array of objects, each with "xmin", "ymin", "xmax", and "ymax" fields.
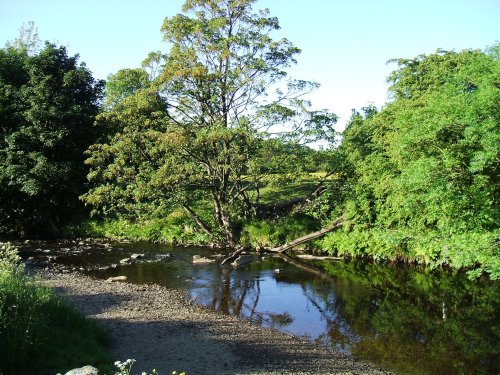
[
  {"xmin": 190, "ymin": 257, "xmax": 499, "ymax": 374},
  {"xmin": 18, "ymin": 240, "xmax": 500, "ymax": 375}
]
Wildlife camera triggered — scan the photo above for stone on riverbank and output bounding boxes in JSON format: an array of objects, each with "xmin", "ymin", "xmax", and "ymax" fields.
[
  {"xmin": 106, "ymin": 275, "xmax": 128, "ymax": 282},
  {"xmin": 64, "ymin": 365, "xmax": 99, "ymax": 375}
]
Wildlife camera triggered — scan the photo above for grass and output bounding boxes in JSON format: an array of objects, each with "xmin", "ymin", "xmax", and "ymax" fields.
[
  {"xmin": 0, "ymin": 243, "xmax": 111, "ymax": 375},
  {"xmin": 62, "ymin": 172, "xmax": 335, "ymax": 248},
  {"xmin": 64, "ymin": 212, "xmax": 213, "ymax": 245},
  {"xmin": 251, "ymin": 172, "xmax": 336, "ymax": 205}
]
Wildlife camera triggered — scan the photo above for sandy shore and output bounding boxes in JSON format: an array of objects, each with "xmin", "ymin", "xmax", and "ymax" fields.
[{"xmin": 39, "ymin": 271, "xmax": 392, "ymax": 375}]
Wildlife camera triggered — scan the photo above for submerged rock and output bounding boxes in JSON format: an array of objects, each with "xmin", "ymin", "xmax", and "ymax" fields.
[{"xmin": 131, "ymin": 253, "xmax": 144, "ymax": 260}]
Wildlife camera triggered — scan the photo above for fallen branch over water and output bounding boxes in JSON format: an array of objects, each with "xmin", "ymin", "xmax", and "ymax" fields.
[
  {"xmin": 220, "ymin": 247, "xmax": 244, "ymax": 266},
  {"xmin": 265, "ymin": 216, "xmax": 343, "ymax": 254},
  {"xmin": 273, "ymin": 253, "xmax": 336, "ymax": 281},
  {"xmin": 220, "ymin": 216, "xmax": 343, "ymax": 266},
  {"xmin": 296, "ymin": 254, "xmax": 344, "ymax": 261}
]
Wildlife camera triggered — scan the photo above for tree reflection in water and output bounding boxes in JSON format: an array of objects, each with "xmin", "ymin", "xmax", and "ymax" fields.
[
  {"xmin": 191, "ymin": 256, "xmax": 499, "ymax": 375},
  {"xmin": 22, "ymin": 241, "xmax": 497, "ymax": 375}
]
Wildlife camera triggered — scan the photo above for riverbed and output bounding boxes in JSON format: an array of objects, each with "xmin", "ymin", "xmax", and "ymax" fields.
[{"xmin": 18, "ymin": 239, "xmax": 500, "ymax": 375}]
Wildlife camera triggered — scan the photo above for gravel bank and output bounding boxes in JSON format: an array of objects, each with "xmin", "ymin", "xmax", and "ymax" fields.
[{"xmin": 39, "ymin": 271, "xmax": 392, "ymax": 375}]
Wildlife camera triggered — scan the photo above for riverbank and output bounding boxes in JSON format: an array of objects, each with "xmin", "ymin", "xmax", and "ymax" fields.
[{"xmin": 38, "ymin": 269, "xmax": 391, "ymax": 375}]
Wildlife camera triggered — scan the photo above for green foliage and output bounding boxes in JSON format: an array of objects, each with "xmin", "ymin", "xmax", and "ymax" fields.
[
  {"xmin": 321, "ymin": 228, "xmax": 499, "ymax": 277},
  {"xmin": 65, "ymin": 211, "xmax": 212, "ymax": 245},
  {"xmin": 83, "ymin": 0, "xmax": 337, "ymax": 247},
  {"xmin": 331, "ymin": 46, "xmax": 500, "ymax": 279},
  {"xmin": 240, "ymin": 214, "xmax": 320, "ymax": 248},
  {"xmin": 0, "ymin": 41, "xmax": 104, "ymax": 235},
  {"xmin": 104, "ymin": 68, "xmax": 150, "ymax": 109},
  {"xmin": 0, "ymin": 243, "xmax": 110, "ymax": 375},
  {"xmin": 0, "ymin": 242, "xmax": 23, "ymax": 275}
]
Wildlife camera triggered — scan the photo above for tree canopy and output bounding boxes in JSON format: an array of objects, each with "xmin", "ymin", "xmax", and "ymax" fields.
[
  {"xmin": 2, "ymin": 3, "xmax": 496, "ymax": 279},
  {"xmin": 83, "ymin": 0, "xmax": 337, "ymax": 246},
  {"xmin": 322, "ymin": 45, "xmax": 499, "ymax": 279},
  {"xmin": 0, "ymin": 42, "xmax": 104, "ymax": 235}
]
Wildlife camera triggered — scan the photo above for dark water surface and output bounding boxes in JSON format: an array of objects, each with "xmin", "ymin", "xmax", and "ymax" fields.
[{"xmin": 18, "ymin": 240, "xmax": 499, "ymax": 375}]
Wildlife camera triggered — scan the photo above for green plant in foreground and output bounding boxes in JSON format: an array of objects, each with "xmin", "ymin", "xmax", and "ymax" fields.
[
  {"xmin": 0, "ymin": 242, "xmax": 23, "ymax": 274},
  {"xmin": 112, "ymin": 358, "xmax": 185, "ymax": 375},
  {"xmin": 0, "ymin": 242, "xmax": 110, "ymax": 375}
]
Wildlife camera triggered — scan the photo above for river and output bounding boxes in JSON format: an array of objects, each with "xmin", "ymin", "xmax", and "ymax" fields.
[{"xmin": 17, "ymin": 239, "xmax": 499, "ymax": 375}]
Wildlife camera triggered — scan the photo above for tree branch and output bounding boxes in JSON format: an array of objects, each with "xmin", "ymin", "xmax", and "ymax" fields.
[
  {"xmin": 265, "ymin": 216, "xmax": 343, "ymax": 254},
  {"xmin": 182, "ymin": 204, "xmax": 213, "ymax": 237}
]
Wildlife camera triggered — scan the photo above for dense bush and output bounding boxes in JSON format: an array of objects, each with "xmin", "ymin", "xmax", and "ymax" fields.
[
  {"xmin": 0, "ymin": 243, "xmax": 110, "ymax": 374},
  {"xmin": 325, "ymin": 46, "xmax": 500, "ymax": 279}
]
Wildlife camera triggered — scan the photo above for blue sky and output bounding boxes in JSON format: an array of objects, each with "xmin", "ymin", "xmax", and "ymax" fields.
[{"xmin": 1, "ymin": 0, "xmax": 498, "ymax": 129}]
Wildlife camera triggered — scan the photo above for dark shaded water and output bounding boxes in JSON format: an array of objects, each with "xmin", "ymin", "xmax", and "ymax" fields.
[{"xmin": 18, "ymin": 240, "xmax": 500, "ymax": 375}]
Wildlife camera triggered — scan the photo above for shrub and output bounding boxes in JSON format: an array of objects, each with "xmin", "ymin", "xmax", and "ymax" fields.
[
  {"xmin": 0, "ymin": 242, "xmax": 110, "ymax": 374},
  {"xmin": 240, "ymin": 214, "xmax": 320, "ymax": 248}
]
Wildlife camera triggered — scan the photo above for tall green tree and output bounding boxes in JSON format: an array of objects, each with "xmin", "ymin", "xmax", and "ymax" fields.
[
  {"xmin": 0, "ymin": 42, "xmax": 104, "ymax": 235},
  {"xmin": 325, "ymin": 46, "xmax": 499, "ymax": 278},
  {"xmin": 84, "ymin": 0, "xmax": 337, "ymax": 246}
]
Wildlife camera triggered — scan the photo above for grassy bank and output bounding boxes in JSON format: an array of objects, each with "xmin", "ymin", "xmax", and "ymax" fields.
[
  {"xmin": 63, "ymin": 212, "xmax": 212, "ymax": 245},
  {"xmin": 0, "ymin": 243, "xmax": 111, "ymax": 375},
  {"xmin": 63, "ymin": 214, "xmax": 499, "ymax": 280},
  {"xmin": 64, "ymin": 212, "xmax": 322, "ymax": 250}
]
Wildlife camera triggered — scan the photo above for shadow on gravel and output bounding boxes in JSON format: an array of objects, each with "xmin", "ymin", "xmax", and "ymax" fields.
[
  {"xmin": 47, "ymin": 279, "xmax": 388, "ymax": 374},
  {"xmin": 51, "ymin": 287, "xmax": 136, "ymax": 316},
  {"xmin": 89, "ymin": 317, "xmax": 385, "ymax": 375}
]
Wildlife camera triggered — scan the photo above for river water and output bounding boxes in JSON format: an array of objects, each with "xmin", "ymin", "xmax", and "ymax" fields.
[{"xmin": 17, "ymin": 239, "xmax": 499, "ymax": 375}]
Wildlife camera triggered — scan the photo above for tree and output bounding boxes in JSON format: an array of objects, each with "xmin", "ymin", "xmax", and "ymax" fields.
[
  {"xmin": 325, "ymin": 46, "xmax": 499, "ymax": 279},
  {"xmin": 104, "ymin": 68, "xmax": 149, "ymax": 109},
  {"xmin": 84, "ymin": 0, "xmax": 337, "ymax": 247},
  {"xmin": 0, "ymin": 42, "xmax": 104, "ymax": 235}
]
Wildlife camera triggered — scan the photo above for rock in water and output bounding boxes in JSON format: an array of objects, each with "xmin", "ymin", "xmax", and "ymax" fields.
[{"xmin": 193, "ymin": 255, "xmax": 215, "ymax": 264}]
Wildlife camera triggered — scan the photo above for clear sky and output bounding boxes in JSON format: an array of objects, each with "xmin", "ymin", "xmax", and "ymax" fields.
[{"xmin": 1, "ymin": 0, "xmax": 498, "ymax": 130}]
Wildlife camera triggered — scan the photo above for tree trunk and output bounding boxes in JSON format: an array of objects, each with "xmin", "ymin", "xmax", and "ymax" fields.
[
  {"xmin": 221, "ymin": 211, "xmax": 238, "ymax": 248},
  {"xmin": 212, "ymin": 191, "xmax": 238, "ymax": 248},
  {"xmin": 266, "ymin": 216, "xmax": 343, "ymax": 254}
]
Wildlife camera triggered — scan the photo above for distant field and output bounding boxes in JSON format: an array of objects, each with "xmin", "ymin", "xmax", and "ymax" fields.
[{"xmin": 249, "ymin": 172, "xmax": 337, "ymax": 205}]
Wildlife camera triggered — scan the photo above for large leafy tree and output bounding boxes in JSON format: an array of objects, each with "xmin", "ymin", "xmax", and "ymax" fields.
[
  {"xmin": 0, "ymin": 42, "xmax": 104, "ymax": 235},
  {"xmin": 326, "ymin": 46, "xmax": 499, "ymax": 278},
  {"xmin": 84, "ymin": 0, "xmax": 337, "ymax": 246}
]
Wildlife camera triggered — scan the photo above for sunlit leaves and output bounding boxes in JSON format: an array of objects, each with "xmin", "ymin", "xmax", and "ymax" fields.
[
  {"xmin": 330, "ymin": 45, "xmax": 500, "ymax": 278},
  {"xmin": 84, "ymin": 0, "xmax": 337, "ymax": 245}
]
